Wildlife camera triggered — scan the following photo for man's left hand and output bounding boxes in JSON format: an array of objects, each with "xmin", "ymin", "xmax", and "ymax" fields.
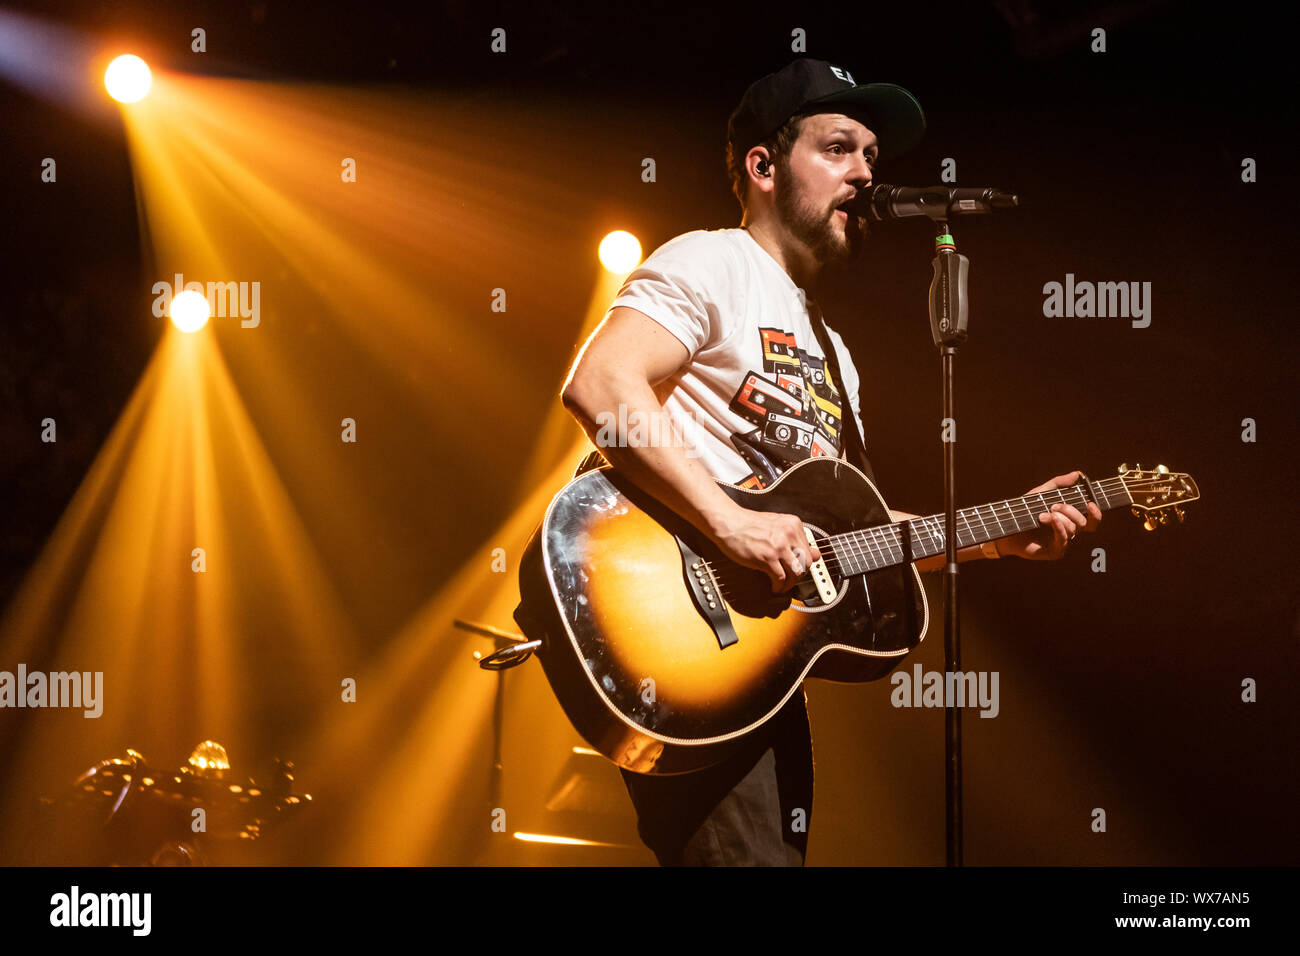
[{"xmin": 996, "ymin": 470, "xmax": 1103, "ymax": 561}]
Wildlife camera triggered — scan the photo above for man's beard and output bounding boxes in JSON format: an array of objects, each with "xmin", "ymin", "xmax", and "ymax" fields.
[{"xmin": 774, "ymin": 175, "xmax": 864, "ymax": 266}]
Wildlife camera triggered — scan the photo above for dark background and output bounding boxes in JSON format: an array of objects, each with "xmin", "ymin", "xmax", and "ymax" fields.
[{"xmin": 1, "ymin": 0, "xmax": 1296, "ymax": 865}]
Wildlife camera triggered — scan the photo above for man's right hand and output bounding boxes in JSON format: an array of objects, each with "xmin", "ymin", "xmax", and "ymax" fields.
[{"xmin": 708, "ymin": 505, "xmax": 820, "ymax": 594}]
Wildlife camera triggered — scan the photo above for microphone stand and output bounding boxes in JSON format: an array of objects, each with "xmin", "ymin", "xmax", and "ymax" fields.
[
  {"xmin": 860, "ymin": 184, "xmax": 1015, "ymax": 865},
  {"xmin": 927, "ymin": 218, "xmax": 970, "ymax": 867}
]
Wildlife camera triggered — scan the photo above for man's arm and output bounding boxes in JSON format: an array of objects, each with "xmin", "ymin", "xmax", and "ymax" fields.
[{"xmin": 561, "ymin": 306, "xmax": 817, "ymax": 593}]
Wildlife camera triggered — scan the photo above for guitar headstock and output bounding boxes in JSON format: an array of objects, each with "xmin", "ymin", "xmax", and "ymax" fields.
[{"xmin": 1116, "ymin": 463, "xmax": 1200, "ymax": 530}]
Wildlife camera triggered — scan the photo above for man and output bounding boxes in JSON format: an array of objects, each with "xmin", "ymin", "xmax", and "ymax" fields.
[{"xmin": 558, "ymin": 58, "xmax": 1101, "ymax": 865}]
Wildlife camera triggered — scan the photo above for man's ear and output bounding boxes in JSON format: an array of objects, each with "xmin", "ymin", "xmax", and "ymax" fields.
[{"xmin": 747, "ymin": 148, "xmax": 775, "ymax": 197}]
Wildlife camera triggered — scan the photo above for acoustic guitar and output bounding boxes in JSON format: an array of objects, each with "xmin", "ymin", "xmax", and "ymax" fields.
[{"xmin": 515, "ymin": 457, "xmax": 1198, "ymax": 774}]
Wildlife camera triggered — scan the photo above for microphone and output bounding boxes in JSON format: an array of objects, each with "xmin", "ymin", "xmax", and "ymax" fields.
[{"xmin": 845, "ymin": 184, "xmax": 1019, "ymax": 222}]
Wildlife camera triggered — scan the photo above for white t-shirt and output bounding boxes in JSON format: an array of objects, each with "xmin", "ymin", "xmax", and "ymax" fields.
[{"xmin": 605, "ymin": 227, "xmax": 867, "ymax": 488}]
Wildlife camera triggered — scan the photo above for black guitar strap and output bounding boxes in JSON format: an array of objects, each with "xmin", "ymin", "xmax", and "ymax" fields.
[{"xmin": 806, "ymin": 298, "xmax": 877, "ymax": 487}]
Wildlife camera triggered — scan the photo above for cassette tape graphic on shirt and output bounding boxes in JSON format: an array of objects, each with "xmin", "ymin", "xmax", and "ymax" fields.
[
  {"xmin": 798, "ymin": 353, "xmax": 845, "ymax": 440},
  {"xmin": 776, "ymin": 372, "xmax": 808, "ymax": 413},
  {"xmin": 730, "ymin": 370, "xmax": 803, "ymax": 426},
  {"xmin": 799, "ymin": 351, "xmax": 829, "ymax": 389},
  {"xmin": 730, "ymin": 327, "xmax": 853, "ymax": 488},
  {"xmin": 759, "ymin": 328, "xmax": 802, "ymax": 376},
  {"xmin": 811, "ymin": 393, "xmax": 844, "ymax": 443},
  {"xmin": 761, "ymin": 411, "xmax": 815, "ymax": 452},
  {"xmin": 807, "ymin": 428, "xmax": 838, "ymax": 458}
]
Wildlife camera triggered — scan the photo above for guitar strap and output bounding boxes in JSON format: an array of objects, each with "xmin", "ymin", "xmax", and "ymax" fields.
[{"xmin": 806, "ymin": 298, "xmax": 878, "ymax": 487}]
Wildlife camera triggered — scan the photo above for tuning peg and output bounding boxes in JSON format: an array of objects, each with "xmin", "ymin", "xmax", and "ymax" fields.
[
  {"xmin": 1174, "ymin": 506, "xmax": 1185, "ymax": 523},
  {"xmin": 1134, "ymin": 506, "xmax": 1158, "ymax": 530},
  {"xmin": 1156, "ymin": 464, "xmax": 1169, "ymax": 476},
  {"xmin": 1160, "ymin": 510, "xmax": 1172, "ymax": 525},
  {"xmin": 1118, "ymin": 463, "xmax": 1130, "ymax": 475}
]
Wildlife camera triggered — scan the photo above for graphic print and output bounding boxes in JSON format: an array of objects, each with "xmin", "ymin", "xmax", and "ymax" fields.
[{"xmin": 729, "ymin": 327, "xmax": 849, "ymax": 489}]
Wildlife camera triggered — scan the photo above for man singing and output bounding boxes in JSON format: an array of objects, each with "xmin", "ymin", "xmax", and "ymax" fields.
[{"xmin": 558, "ymin": 58, "xmax": 1101, "ymax": 865}]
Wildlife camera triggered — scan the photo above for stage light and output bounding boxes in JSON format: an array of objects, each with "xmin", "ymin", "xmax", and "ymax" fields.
[
  {"xmin": 598, "ymin": 231, "xmax": 641, "ymax": 274},
  {"xmin": 169, "ymin": 289, "xmax": 210, "ymax": 332},
  {"xmin": 512, "ymin": 832, "xmax": 618, "ymax": 847},
  {"xmin": 104, "ymin": 54, "xmax": 151, "ymax": 103}
]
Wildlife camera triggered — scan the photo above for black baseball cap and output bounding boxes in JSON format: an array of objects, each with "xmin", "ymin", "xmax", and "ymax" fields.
[{"xmin": 727, "ymin": 58, "xmax": 926, "ymax": 160}]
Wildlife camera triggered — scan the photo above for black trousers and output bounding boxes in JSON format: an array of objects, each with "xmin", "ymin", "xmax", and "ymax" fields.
[{"xmin": 619, "ymin": 690, "xmax": 814, "ymax": 866}]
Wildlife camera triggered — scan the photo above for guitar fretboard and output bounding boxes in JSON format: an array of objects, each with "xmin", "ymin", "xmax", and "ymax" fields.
[{"xmin": 824, "ymin": 476, "xmax": 1134, "ymax": 576}]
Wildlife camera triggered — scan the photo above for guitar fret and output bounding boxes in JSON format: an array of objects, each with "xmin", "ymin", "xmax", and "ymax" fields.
[
  {"xmin": 989, "ymin": 503, "xmax": 1006, "ymax": 535},
  {"xmin": 1010, "ymin": 498, "xmax": 1032, "ymax": 533},
  {"xmin": 857, "ymin": 528, "xmax": 878, "ymax": 572},
  {"xmin": 841, "ymin": 531, "xmax": 860, "ymax": 574},
  {"xmin": 901, "ymin": 520, "xmax": 922, "ymax": 564},
  {"xmin": 851, "ymin": 529, "xmax": 871, "ymax": 574},
  {"xmin": 832, "ymin": 533, "xmax": 849, "ymax": 575},
  {"xmin": 885, "ymin": 525, "xmax": 904, "ymax": 564},
  {"xmin": 904, "ymin": 520, "xmax": 923, "ymax": 561},
  {"xmin": 1007, "ymin": 501, "xmax": 1023, "ymax": 534},
  {"xmin": 837, "ymin": 532, "xmax": 856, "ymax": 576},
  {"xmin": 997, "ymin": 500, "xmax": 1016, "ymax": 533},
  {"xmin": 864, "ymin": 527, "xmax": 886, "ymax": 569},
  {"xmin": 927, "ymin": 515, "xmax": 947, "ymax": 558},
  {"xmin": 843, "ymin": 530, "xmax": 860, "ymax": 573},
  {"xmin": 958, "ymin": 509, "xmax": 976, "ymax": 548}
]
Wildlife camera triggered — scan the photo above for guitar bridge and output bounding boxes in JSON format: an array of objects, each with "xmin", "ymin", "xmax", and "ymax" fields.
[{"xmin": 672, "ymin": 533, "xmax": 739, "ymax": 650}]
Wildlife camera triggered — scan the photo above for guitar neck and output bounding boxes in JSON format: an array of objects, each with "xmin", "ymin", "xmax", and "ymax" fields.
[{"xmin": 827, "ymin": 476, "xmax": 1135, "ymax": 575}]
